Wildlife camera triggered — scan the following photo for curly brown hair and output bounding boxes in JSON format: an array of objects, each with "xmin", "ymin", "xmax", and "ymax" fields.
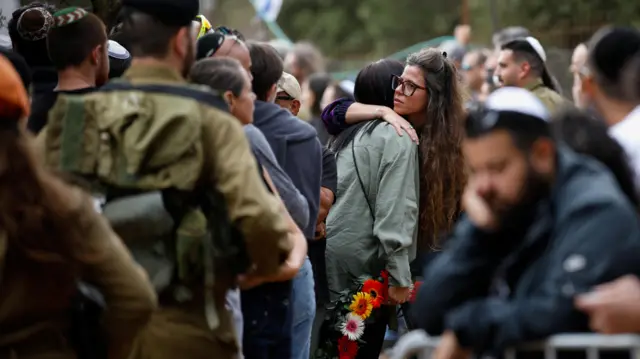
[{"xmin": 406, "ymin": 48, "xmax": 466, "ymax": 250}]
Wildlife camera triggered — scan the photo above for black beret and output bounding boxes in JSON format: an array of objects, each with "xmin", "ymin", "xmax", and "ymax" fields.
[{"xmin": 122, "ymin": 0, "xmax": 199, "ymax": 27}]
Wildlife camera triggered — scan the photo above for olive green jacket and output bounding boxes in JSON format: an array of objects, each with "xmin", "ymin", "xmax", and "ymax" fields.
[
  {"xmin": 36, "ymin": 63, "xmax": 292, "ymax": 359},
  {"xmin": 526, "ymin": 78, "xmax": 572, "ymax": 114}
]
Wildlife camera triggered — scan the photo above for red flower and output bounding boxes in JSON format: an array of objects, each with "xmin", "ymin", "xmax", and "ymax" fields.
[
  {"xmin": 380, "ymin": 270, "xmax": 390, "ymax": 299},
  {"xmin": 410, "ymin": 281, "xmax": 423, "ymax": 302},
  {"xmin": 380, "ymin": 270, "xmax": 389, "ymax": 284},
  {"xmin": 362, "ymin": 279, "xmax": 385, "ymax": 308},
  {"xmin": 338, "ymin": 336, "xmax": 359, "ymax": 359}
]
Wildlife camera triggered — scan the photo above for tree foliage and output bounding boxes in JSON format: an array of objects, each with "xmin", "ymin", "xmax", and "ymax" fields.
[
  {"xmin": 18, "ymin": 0, "xmax": 640, "ymax": 59},
  {"xmin": 278, "ymin": 0, "xmax": 459, "ymax": 58},
  {"xmin": 277, "ymin": 0, "xmax": 640, "ymax": 58}
]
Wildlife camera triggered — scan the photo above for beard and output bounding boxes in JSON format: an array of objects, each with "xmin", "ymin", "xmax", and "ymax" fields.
[{"xmin": 489, "ymin": 165, "xmax": 552, "ymax": 231}]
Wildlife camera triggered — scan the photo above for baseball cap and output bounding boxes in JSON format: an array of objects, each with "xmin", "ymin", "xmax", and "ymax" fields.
[
  {"xmin": 276, "ymin": 72, "xmax": 302, "ymax": 100},
  {"xmin": 0, "ymin": 55, "xmax": 30, "ymax": 119},
  {"xmin": 466, "ymin": 87, "xmax": 550, "ymax": 136}
]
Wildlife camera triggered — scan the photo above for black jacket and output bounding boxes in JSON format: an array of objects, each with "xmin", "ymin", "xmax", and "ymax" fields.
[{"xmin": 412, "ymin": 147, "xmax": 640, "ymax": 355}]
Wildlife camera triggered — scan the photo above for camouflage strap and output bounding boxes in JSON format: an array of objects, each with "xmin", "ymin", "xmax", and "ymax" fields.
[
  {"xmin": 175, "ymin": 207, "xmax": 219, "ymax": 330},
  {"xmin": 203, "ymin": 229, "xmax": 218, "ymax": 330},
  {"xmin": 59, "ymin": 96, "xmax": 89, "ymax": 174},
  {"xmin": 99, "ymin": 81, "xmax": 229, "ymax": 113}
]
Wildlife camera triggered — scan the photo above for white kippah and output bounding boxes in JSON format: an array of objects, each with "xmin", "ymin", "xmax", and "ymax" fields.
[
  {"xmin": 108, "ymin": 40, "xmax": 130, "ymax": 60},
  {"xmin": 485, "ymin": 87, "xmax": 550, "ymax": 122},
  {"xmin": 525, "ymin": 36, "xmax": 546, "ymax": 62}
]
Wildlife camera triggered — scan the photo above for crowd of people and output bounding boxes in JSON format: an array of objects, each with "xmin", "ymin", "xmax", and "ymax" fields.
[{"xmin": 2, "ymin": 1, "xmax": 640, "ymax": 359}]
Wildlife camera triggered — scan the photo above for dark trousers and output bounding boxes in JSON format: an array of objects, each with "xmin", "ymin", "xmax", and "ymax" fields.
[
  {"xmin": 241, "ymin": 282, "xmax": 293, "ymax": 359},
  {"xmin": 355, "ymin": 305, "xmax": 392, "ymax": 359}
]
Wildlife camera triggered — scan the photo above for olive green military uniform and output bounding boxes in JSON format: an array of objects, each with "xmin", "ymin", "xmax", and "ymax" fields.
[
  {"xmin": 40, "ymin": 0, "xmax": 291, "ymax": 355},
  {"xmin": 526, "ymin": 78, "xmax": 571, "ymax": 114},
  {"xmin": 0, "ymin": 190, "xmax": 157, "ymax": 359},
  {"xmin": 37, "ymin": 63, "xmax": 292, "ymax": 359}
]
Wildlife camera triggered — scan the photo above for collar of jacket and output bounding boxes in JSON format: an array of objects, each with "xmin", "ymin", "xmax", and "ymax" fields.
[
  {"xmin": 524, "ymin": 77, "xmax": 544, "ymax": 92},
  {"xmin": 123, "ymin": 63, "xmax": 185, "ymax": 84}
]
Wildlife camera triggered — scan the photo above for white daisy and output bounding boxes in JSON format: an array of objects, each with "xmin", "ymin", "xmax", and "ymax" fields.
[{"xmin": 339, "ymin": 312, "xmax": 365, "ymax": 341}]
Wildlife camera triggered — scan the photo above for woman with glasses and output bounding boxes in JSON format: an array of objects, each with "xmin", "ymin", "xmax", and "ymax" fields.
[{"xmin": 320, "ymin": 48, "xmax": 465, "ymax": 358}]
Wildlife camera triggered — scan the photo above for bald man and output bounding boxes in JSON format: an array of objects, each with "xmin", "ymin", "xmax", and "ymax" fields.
[{"xmin": 571, "ymin": 43, "xmax": 588, "ymax": 108}]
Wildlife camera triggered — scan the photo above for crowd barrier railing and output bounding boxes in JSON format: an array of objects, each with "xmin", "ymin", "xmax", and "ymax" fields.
[{"xmin": 383, "ymin": 330, "xmax": 640, "ymax": 359}]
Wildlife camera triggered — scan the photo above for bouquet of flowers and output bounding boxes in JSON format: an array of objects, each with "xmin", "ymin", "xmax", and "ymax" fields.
[{"xmin": 315, "ymin": 270, "xmax": 423, "ymax": 359}]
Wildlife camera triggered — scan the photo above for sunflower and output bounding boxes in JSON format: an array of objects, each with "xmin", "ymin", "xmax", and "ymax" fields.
[
  {"xmin": 338, "ymin": 335, "xmax": 359, "ymax": 359},
  {"xmin": 339, "ymin": 313, "xmax": 365, "ymax": 341},
  {"xmin": 362, "ymin": 279, "xmax": 385, "ymax": 308},
  {"xmin": 349, "ymin": 292, "xmax": 373, "ymax": 319}
]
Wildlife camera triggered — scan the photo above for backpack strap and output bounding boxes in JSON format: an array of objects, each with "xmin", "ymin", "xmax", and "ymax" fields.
[
  {"xmin": 57, "ymin": 95, "xmax": 92, "ymax": 174},
  {"xmin": 99, "ymin": 80, "xmax": 229, "ymax": 113}
]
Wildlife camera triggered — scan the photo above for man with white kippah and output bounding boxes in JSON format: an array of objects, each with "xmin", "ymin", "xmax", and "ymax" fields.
[
  {"xmin": 412, "ymin": 87, "xmax": 640, "ymax": 358},
  {"xmin": 107, "ymin": 39, "xmax": 132, "ymax": 78},
  {"xmin": 495, "ymin": 36, "xmax": 570, "ymax": 113}
]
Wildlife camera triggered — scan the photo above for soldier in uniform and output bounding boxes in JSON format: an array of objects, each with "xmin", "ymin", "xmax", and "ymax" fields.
[
  {"xmin": 495, "ymin": 36, "xmax": 570, "ymax": 113},
  {"xmin": 37, "ymin": 0, "xmax": 296, "ymax": 358}
]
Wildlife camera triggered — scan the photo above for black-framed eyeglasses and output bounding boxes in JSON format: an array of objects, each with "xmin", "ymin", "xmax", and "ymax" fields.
[{"xmin": 391, "ymin": 75, "xmax": 426, "ymax": 97}]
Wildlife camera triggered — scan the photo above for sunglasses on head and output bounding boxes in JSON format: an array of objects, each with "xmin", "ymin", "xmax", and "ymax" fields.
[{"xmin": 215, "ymin": 26, "xmax": 245, "ymax": 41}]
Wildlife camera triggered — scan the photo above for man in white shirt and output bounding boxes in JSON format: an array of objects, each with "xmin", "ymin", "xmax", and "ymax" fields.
[{"xmin": 581, "ymin": 27, "xmax": 640, "ymax": 189}]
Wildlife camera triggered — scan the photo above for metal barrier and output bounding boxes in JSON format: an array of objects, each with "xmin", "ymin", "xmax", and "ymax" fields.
[{"xmin": 383, "ymin": 330, "xmax": 640, "ymax": 359}]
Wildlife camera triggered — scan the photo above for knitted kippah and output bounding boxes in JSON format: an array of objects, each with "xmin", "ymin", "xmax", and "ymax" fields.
[
  {"xmin": 53, "ymin": 7, "xmax": 89, "ymax": 28},
  {"xmin": 16, "ymin": 7, "xmax": 54, "ymax": 41}
]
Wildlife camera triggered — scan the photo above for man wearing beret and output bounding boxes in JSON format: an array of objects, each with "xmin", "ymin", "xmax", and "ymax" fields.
[{"xmin": 37, "ymin": 0, "xmax": 295, "ymax": 358}]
